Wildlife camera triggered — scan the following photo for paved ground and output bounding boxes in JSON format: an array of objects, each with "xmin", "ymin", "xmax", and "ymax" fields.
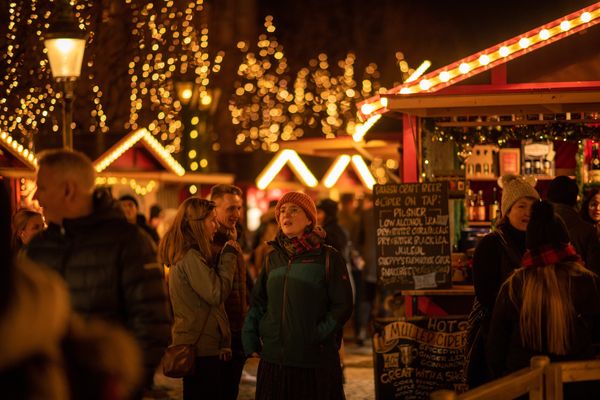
[{"xmin": 150, "ymin": 340, "xmax": 376, "ymax": 399}]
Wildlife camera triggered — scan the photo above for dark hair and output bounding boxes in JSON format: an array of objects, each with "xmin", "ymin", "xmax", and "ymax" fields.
[
  {"xmin": 581, "ymin": 188, "xmax": 600, "ymax": 224},
  {"xmin": 526, "ymin": 200, "xmax": 569, "ymax": 249},
  {"xmin": 118, "ymin": 194, "xmax": 139, "ymax": 208},
  {"xmin": 209, "ymin": 184, "xmax": 242, "ymax": 201},
  {"xmin": 547, "ymin": 176, "xmax": 578, "ymax": 207}
]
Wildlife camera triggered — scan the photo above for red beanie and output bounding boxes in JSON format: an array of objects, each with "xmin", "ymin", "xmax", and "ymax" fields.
[{"xmin": 275, "ymin": 192, "xmax": 317, "ymax": 226}]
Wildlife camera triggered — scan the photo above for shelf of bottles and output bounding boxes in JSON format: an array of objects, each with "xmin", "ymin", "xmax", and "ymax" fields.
[
  {"xmin": 465, "ymin": 186, "xmax": 500, "ymax": 226},
  {"xmin": 583, "ymin": 140, "xmax": 600, "ymax": 185}
]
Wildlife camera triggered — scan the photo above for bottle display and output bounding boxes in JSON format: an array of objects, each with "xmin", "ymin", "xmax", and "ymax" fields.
[
  {"xmin": 476, "ymin": 190, "xmax": 486, "ymax": 221},
  {"xmin": 489, "ymin": 187, "xmax": 499, "ymax": 222},
  {"xmin": 592, "ymin": 143, "xmax": 600, "ymax": 171}
]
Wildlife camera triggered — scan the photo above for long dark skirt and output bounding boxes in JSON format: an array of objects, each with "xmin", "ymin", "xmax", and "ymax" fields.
[
  {"xmin": 182, "ymin": 356, "xmax": 223, "ymax": 400},
  {"xmin": 255, "ymin": 359, "xmax": 345, "ymax": 400}
]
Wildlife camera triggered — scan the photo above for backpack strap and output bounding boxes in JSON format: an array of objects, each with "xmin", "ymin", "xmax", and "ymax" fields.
[{"xmin": 264, "ymin": 246, "xmax": 275, "ymax": 275}]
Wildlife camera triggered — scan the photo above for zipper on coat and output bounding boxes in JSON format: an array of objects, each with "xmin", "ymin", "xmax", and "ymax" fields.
[{"xmin": 280, "ymin": 256, "xmax": 293, "ymax": 363}]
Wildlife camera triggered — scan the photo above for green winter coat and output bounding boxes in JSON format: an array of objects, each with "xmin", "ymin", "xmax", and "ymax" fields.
[{"xmin": 242, "ymin": 243, "xmax": 353, "ymax": 368}]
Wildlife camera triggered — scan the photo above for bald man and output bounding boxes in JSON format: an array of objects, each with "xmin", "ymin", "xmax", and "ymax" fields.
[{"xmin": 26, "ymin": 149, "xmax": 170, "ymax": 391}]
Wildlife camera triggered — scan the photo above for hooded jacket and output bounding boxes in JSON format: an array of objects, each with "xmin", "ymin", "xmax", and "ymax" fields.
[
  {"xmin": 242, "ymin": 242, "xmax": 353, "ymax": 368},
  {"xmin": 25, "ymin": 188, "xmax": 170, "ymax": 385}
]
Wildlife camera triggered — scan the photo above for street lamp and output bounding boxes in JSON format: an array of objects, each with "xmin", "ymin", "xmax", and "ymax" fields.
[
  {"xmin": 175, "ymin": 80, "xmax": 220, "ymax": 171},
  {"xmin": 44, "ymin": 0, "xmax": 87, "ymax": 150}
]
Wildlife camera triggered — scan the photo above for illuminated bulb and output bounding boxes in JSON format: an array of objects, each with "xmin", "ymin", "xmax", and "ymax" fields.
[
  {"xmin": 200, "ymin": 94, "xmax": 212, "ymax": 106},
  {"xmin": 581, "ymin": 12, "xmax": 592, "ymax": 23},
  {"xmin": 360, "ymin": 103, "xmax": 374, "ymax": 115},
  {"xmin": 458, "ymin": 63, "xmax": 470, "ymax": 74},
  {"xmin": 519, "ymin": 37, "xmax": 531, "ymax": 48},
  {"xmin": 539, "ymin": 29, "xmax": 550, "ymax": 40},
  {"xmin": 499, "ymin": 46, "xmax": 510, "ymax": 57},
  {"xmin": 560, "ymin": 20, "xmax": 571, "ymax": 31},
  {"xmin": 419, "ymin": 79, "xmax": 431, "ymax": 90},
  {"xmin": 323, "ymin": 155, "xmax": 351, "ymax": 188},
  {"xmin": 380, "ymin": 97, "xmax": 388, "ymax": 108},
  {"xmin": 180, "ymin": 88, "xmax": 193, "ymax": 101},
  {"xmin": 478, "ymin": 54, "xmax": 490, "ymax": 66},
  {"xmin": 439, "ymin": 71, "xmax": 450, "ymax": 82},
  {"xmin": 351, "ymin": 155, "xmax": 375, "ymax": 190},
  {"xmin": 399, "ymin": 87, "xmax": 411, "ymax": 94}
]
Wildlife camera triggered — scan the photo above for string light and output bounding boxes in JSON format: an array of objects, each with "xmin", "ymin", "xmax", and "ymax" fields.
[
  {"xmin": 230, "ymin": 16, "xmax": 383, "ymax": 151},
  {"xmin": 256, "ymin": 149, "xmax": 318, "ymax": 189},
  {"xmin": 357, "ymin": 3, "xmax": 600, "ymax": 121},
  {"xmin": 94, "ymin": 128, "xmax": 185, "ymax": 176},
  {"xmin": 1, "ymin": 1, "xmax": 222, "ymax": 162}
]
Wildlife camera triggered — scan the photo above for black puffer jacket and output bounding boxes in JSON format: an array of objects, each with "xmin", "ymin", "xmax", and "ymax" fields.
[{"xmin": 26, "ymin": 188, "xmax": 170, "ymax": 385}]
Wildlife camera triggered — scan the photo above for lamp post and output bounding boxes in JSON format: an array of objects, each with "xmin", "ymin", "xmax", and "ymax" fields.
[
  {"xmin": 43, "ymin": 0, "xmax": 87, "ymax": 150},
  {"xmin": 175, "ymin": 80, "xmax": 220, "ymax": 172}
]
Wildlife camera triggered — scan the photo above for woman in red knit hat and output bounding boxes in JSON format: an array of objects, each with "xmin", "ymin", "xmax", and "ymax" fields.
[{"xmin": 242, "ymin": 191, "xmax": 354, "ymax": 400}]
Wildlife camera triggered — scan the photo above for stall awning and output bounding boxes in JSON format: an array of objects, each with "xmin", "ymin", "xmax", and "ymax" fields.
[{"xmin": 384, "ymin": 82, "xmax": 600, "ymax": 117}]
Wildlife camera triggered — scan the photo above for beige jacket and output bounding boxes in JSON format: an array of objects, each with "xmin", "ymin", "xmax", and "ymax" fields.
[{"xmin": 168, "ymin": 247, "xmax": 237, "ymax": 356}]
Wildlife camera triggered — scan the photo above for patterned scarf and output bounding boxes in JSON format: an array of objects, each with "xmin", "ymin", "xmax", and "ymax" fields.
[
  {"xmin": 277, "ymin": 225, "xmax": 326, "ymax": 257},
  {"xmin": 521, "ymin": 243, "xmax": 582, "ymax": 269}
]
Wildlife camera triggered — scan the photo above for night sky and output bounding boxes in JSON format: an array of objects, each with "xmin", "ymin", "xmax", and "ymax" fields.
[{"xmin": 257, "ymin": 0, "xmax": 597, "ymax": 86}]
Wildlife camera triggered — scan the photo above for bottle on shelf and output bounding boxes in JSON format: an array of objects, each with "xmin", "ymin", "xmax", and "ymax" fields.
[
  {"xmin": 590, "ymin": 142, "xmax": 600, "ymax": 183},
  {"xmin": 543, "ymin": 159, "xmax": 552, "ymax": 176},
  {"xmin": 524, "ymin": 159, "xmax": 532, "ymax": 175},
  {"xmin": 533, "ymin": 159, "xmax": 542, "ymax": 174},
  {"xmin": 592, "ymin": 143, "xmax": 600, "ymax": 171},
  {"xmin": 476, "ymin": 190, "xmax": 486, "ymax": 221},
  {"xmin": 489, "ymin": 187, "xmax": 499, "ymax": 222},
  {"xmin": 466, "ymin": 189, "xmax": 477, "ymax": 221}
]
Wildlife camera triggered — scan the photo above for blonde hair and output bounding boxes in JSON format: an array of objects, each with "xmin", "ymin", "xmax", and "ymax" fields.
[
  {"xmin": 11, "ymin": 208, "xmax": 42, "ymax": 251},
  {"xmin": 507, "ymin": 262, "xmax": 594, "ymax": 355},
  {"xmin": 157, "ymin": 197, "xmax": 215, "ymax": 266}
]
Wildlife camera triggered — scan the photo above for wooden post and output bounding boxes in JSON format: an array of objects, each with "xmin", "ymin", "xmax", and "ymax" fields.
[{"xmin": 530, "ymin": 356, "xmax": 550, "ymax": 400}]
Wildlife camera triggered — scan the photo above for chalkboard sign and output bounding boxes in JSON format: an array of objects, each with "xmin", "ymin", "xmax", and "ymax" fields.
[
  {"xmin": 373, "ymin": 318, "xmax": 468, "ymax": 400},
  {"xmin": 374, "ymin": 182, "xmax": 452, "ymax": 290}
]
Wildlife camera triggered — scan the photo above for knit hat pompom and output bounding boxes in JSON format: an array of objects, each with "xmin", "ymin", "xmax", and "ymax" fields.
[
  {"xmin": 526, "ymin": 200, "xmax": 570, "ymax": 250},
  {"xmin": 498, "ymin": 174, "xmax": 540, "ymax": 217},
  {"xmin": 275, "ymin": 192, "xmax": 317, "ymax": 226}
]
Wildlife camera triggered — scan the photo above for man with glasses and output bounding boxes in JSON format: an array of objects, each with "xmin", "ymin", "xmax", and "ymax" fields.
[
  {"xmin": 547, "ymin": 175, "xmax": 600, "ymax": 274},
  {"xmin": 208, "ymin": 184, "xmax": 248, "ymax": 399}
]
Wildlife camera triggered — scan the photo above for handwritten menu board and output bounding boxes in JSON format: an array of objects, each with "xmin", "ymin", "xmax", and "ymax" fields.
[
  {"xmin": 374, "ymin": 182, "xmax": 451, "ymax": 290},
  {"xmin": 373, "ymin": 318, "xmax": 468, "ymax": 400}
]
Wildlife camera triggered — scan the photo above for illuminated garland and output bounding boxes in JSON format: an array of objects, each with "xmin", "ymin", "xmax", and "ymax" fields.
[
  {"xmin": 0, "ymin": 0, "xmax": 221, "ymax": 160},
  {"xmin": 229, "ymin": 16, "xmax": 389, "ymax": 151},
  {"xmin": 427, "ymin": 120, "xmax": 600, "ymax": 147}
]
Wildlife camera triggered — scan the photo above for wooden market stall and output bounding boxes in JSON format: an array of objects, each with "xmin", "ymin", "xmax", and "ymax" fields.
[{"xmin": 356, "ymin": 3, "xmax": 600, "ymax": 399}]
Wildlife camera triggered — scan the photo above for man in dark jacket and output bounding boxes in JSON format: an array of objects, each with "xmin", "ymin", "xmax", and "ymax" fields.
[
  {"xmin": 209, "ymin": 184, "xmax": 247, "ymax": 400},
  {"xmin": 547, "ymin": 175, "xmax": 600, "ymax": 274},
  {"xmin": 26, "ymin": 149, "xmax": 170, "ymax": 391}
]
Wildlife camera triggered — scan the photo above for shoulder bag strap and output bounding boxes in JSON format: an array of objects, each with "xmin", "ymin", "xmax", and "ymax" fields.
[{"xmin": 192, "ymin": 306, "xmax": 212, "ymax": 346}]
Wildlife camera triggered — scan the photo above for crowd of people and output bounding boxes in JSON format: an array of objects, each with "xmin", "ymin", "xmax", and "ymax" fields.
[
  {"xmin": 467, "ymin": 174, "xmax": 600, "ymax": 398},
  {"xmin": 2, "ymin": 148, "xmax": 376, "ymax": 399},
  {"xmin": 5, "ymin": 147, "xmax": 600, "ymax": 399}
]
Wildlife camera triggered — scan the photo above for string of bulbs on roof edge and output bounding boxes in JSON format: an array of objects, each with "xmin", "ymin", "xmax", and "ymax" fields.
[{"xmin": 357, "ymin": 3, "xmax": 600, "ymax": 122}]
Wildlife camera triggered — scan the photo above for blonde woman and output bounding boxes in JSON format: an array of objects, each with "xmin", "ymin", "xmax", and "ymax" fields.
[
  {"xmin": 11, "ymin": 208, "xmax": 44, "ymax": 252},
  {"xmin": 487, "ymin": 201, "xmax": 600, "ymax": 398},
  {"xmin": 158, "ymin": 197, "xmax": 239, "ymax": 399}
]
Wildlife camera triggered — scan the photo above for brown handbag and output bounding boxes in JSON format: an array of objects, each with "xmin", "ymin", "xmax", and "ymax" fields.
[{"xmin": 162, "ymin": 307, "xmax": 212, "ymax": 378}]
